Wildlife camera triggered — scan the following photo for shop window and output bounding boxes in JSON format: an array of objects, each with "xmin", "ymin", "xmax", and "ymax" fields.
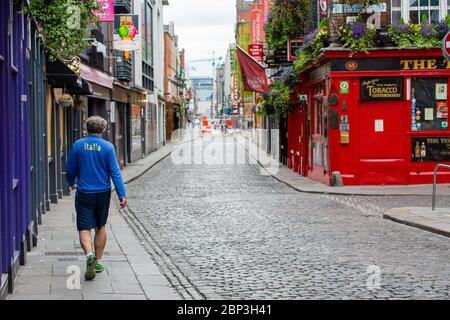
[{"xmin": 411, "ymin": 77, "xmax": 449, "ymax": 131}]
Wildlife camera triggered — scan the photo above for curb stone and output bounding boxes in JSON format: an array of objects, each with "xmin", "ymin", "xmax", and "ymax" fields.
[{"xmin": 237, "ymin": 132, "xmax": 447, "ymax": 197}]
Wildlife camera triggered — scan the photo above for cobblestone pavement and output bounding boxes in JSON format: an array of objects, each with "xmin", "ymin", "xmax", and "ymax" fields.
[{"xmin": 126, "ymin": 133, "xmax": 450, "ymax": 299}]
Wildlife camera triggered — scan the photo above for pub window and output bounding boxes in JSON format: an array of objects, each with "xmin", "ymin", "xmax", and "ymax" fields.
[
  {"xmin": 392, "ymin": 0, "xmax": 443, "ymax": 24},
  {"xmin": 392, "ymin": 0, "xmax": 402, "ymax": 25},
  {"xmin": 411, "ymin": 77, "xmax": 449, "ymax": 131}
]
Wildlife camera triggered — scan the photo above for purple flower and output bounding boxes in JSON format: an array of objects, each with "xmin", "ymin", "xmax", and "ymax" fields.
[
  {"xmin": 396, "ymin": 23, "xmax": 409, "ymax": 33},
  {"xmin": 421, "ymin": 21, "xmax": 435, "ymax": 37},
  {"xmin": 351, "ymin": 22, "xmax": 366, "ymax": 39},
  {"xmin": 436, "ymin": 21, "xmax": 449, "ymax": 39},
  {"xmin": 302, "ymin": 29, "xmax": 318, "ymax": 50}
]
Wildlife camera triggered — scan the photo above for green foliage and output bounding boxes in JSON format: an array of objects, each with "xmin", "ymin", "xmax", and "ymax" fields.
[
  {"xmin": 338, "ymin": 22, "xmax": 376, "ymax": 54},
  {"xmin": 264, "ymin": 0, "xmax": 310, "ymax": 51},
  {"xmin": 445, "ymin": 15, "xmax": 450, "ymax": 27},
  {"xmin": 271, "ymin": 80, "xmax": 293, "ymax": 116},
  {"xmin": 256, "ymin": 94, "xmax": 275, "ymax": 117},
  {"xmin": 257, "ymin": 81, "xmax": 293, "ymax": 116},
  {"xmin": 27, "ymin": 0, "xmax": 101, "ymax": 60},
  {"xmin": 293, "ymin": 23, "xmax": 329, "ymax": 73},
  {"xmin": 293, "ymin": 52, "xmax": 313, "ymax": 73}
]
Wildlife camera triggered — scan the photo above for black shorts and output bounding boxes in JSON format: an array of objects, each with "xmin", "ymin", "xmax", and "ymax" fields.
[{"xmin": 75, "ymin": 190, "xmax": 112, "ymax": 231}]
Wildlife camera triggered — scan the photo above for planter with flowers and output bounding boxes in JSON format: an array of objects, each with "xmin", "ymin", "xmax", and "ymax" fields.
[
  {"xmin": 293, "ymin": 19, "xmax": 329, "ymax": 73},
  {"xmin": 388, "ymin": 17, "xmax": 447, "ymax": 49},
  {"xmin": 338, "ymin": 20, "xmax": 377, "ymax": 54},
  {"xmin": 271, "ymin": 80, "xmax": 294, "ymax": 116},
  {"xmin": 256, "ymin": 94, "xmax": 275, "ymax": 117},
  {"xmin": 26, "ymin": 0, "xmax": 102, "ymax": 60}
]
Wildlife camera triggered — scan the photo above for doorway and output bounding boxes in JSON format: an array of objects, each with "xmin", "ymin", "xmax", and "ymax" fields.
[{"xmin": 358, "ymin": 101, "xmax": 406, "ymax": 184}]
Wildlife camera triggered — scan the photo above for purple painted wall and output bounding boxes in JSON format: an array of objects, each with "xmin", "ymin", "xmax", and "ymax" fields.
[{"xmin": 0, "ymin": 0, "xmax": 31, "ymax": 286}]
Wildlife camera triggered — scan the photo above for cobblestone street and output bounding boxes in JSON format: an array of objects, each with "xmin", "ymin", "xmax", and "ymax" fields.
[{"xmin": 125, "ymin": 133, "xmax": 450, "ymax": 299}]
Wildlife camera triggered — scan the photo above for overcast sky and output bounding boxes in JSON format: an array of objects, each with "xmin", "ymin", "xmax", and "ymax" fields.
[{"xmin": 163, "ymin": 0, "xmax": 236, "ymax": 78}]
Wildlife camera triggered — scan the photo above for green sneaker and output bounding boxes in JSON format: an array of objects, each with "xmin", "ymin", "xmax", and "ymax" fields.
[
  {"xmin": 85, "ymin": 255, "xmax": 97, "ymax": 281},
  {"xmin": 95, "ymin": 261, "xmax": 104, "ymax": 273}
]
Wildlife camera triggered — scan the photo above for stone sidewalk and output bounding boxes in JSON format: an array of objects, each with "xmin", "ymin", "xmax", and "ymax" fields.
[
  {"xmin": 384, "ymin": 207, "xmax": 450, "ymax": 239},
  {"xmin": 6, "ymin": 133, "xmax": 195, "ymax": 300},
  {"xmin": 238, "ymin": 130, "xmax": 450, "ymax": 196}
]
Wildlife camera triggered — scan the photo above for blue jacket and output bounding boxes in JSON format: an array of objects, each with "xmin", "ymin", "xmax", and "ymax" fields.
[{"xmin": 66, "ymin": 135, "xmax": 126, "ymax": 199}]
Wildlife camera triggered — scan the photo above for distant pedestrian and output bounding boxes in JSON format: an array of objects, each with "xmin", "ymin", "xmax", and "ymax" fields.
[{"xmin": 66, "ymin": 116, "xmax": 127, "ymax": 281}]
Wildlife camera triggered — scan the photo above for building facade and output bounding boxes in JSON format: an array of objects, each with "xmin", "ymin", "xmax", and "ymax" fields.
[
  {"xmin": 190, "ymin": 77, "xmax": 214, "ymax": 116},
  {"xmin": 1, "ymin": 0, "xmax": 172, "ymax": 298},
  {"xmin": 164, "ymin": 21, "xmax": 183, "ymax": 141},
  {"xmin": 283, "ymin": 0, "xmax": 450, "ymax": 185}
]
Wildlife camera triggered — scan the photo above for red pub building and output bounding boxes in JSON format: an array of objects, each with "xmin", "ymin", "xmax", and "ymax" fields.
[{"xmin": 290, "ymin": 47, "xmax": 450, "ymax": 185}]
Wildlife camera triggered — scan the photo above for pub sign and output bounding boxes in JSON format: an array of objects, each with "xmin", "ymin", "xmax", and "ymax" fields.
[{"xmin": 360, "ymin": 77, "xmax": 403, "ymax": 101}]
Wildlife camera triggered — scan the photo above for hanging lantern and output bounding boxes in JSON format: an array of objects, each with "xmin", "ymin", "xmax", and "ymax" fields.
[{"xmin": 59, "ymin": 94, "xmax": 74, "ymax": 108}]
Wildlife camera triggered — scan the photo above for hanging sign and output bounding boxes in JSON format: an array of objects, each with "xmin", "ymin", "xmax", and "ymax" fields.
[
  {"xmin": 360, "ymin": 77, "xmax": 403, "ymax": 101},
  {"xmin": 95, "ymin": 1, "xmax": 114, "ymax": 22},
  {"xmin": 114, "ymin": 14, "xmax": 140, "ymax": 51},
  {"xmin": 248, "ymin": 44, "xmax": 264, "ymax": 64},
  {"xmin": 287, "ymin": 37, "xmax": 304, "ymax": 62}
]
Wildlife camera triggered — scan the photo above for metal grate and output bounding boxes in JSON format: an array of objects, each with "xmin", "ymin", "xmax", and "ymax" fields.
[
  {"xmin": 45, "ymin": 251, "xmax": 85, "ymax": 256},
  {"xmin": 57, "ymin": 257, "xmax": 79, "ymax": 262}
]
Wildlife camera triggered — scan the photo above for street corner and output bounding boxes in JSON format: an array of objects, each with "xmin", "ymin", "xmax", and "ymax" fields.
[{"xmin": 384, "ymin": 207, "xmax": 450, "ymax": 238}]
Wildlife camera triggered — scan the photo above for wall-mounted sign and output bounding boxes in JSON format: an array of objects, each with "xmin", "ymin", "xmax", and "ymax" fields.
[
  {"xmin": 287, "ymin": 37, "xmax": 304, "ymax": 62},
  {"xmin": 114, "ymin": 14, "xmax": 140, "ymax": 51},
  {"xmin": 340, "ymin": 132, "xmax": 349, "ymax": 144},
  {"xmin": 319, "ymin": 0, "xmax": 329, "ymax": 19},
  {"xmin": 340, "ymin": 123, "xmax": 349, "ymax": 132},
  {"xmin": 332, "ymin": 2, "xmax": 386, "ymax": 14},
  {"xmin": 95, "ymin": 0, "xmax": 114, "ymax": 22},
  {"xmin": 375, "ymin": 119, "xmax": 384, "ymax": 132},
  {"xmin": 412, "ymin": 137, "xmax": 450, "ymax": 162},
  {"xmin": 248, "ymin": 44, "xmax": 264, "ymax": 64},
  {"xmin": 340, "ymin": 81, "xmax": 349, "ymax": 94},
  {"xmin": 360, "ymin": 77, "xmax": 403, "ymax": 101},
  {"xmin": 264, "ymin": 49, "xmax": 290, "ymax": 68},
  {"xmin": 345, "ymin": 60, "xmax": 358, "ymax": 71},
  {"xmin": 299, "ymin": 94, "xmax": 307, "ymax": 103},
  {"xmin": 332, "ymin": 57, "xmax": 450, "ymax": 72}
]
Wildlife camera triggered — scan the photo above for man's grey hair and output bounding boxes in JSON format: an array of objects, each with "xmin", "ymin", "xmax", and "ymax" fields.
[{"xmin": 86, "ymin": 116, "xmax": 107, "ymax": 134}]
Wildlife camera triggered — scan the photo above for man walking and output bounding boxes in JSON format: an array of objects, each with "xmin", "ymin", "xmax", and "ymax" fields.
[{"xmin": 66, "ymin": 116, "xmax": 127, "ymax": 281}]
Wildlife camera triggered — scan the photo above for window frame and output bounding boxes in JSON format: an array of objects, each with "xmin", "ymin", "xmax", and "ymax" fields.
[{"xmin": 391, "ymin": 0, "xmax": 447, "ymax": 24}]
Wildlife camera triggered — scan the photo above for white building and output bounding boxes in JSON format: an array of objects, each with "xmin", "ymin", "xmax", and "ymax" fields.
[
  {"xmin": 224, "ymin": 44, "xmax": 234, "ymax": 109},
  {"xmin": 133, "ymin": 0, "xmax": 168, "ymax": 153}
]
